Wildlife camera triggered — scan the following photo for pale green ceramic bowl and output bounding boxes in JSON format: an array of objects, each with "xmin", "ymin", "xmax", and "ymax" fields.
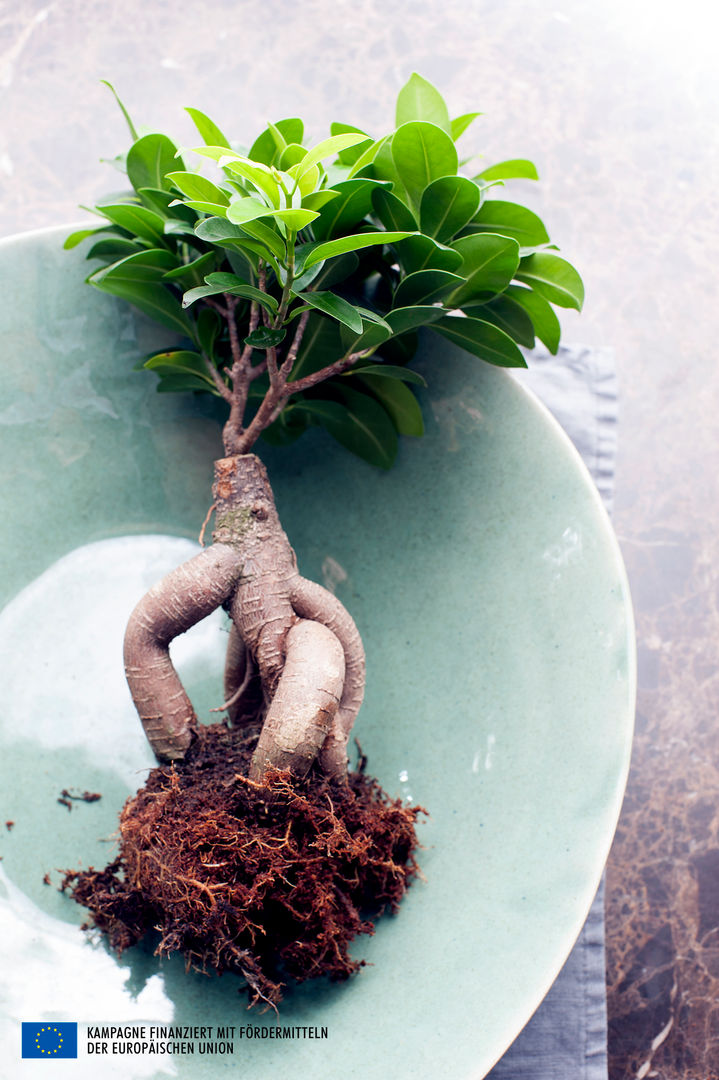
[{"xmin": 0, "ymin": 226, "xmax": 635, "ymax": 1079}]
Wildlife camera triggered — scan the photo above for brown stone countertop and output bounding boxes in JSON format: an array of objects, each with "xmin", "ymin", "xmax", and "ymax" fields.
[{"xmin": 2, "ymin": 2, "xmax": 718, "ymax": 1076}]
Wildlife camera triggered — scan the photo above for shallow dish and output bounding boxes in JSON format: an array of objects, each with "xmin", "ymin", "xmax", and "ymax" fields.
[{"xmin": 0, "ymin": 226, "xmax": 635, "ymax": 1078}]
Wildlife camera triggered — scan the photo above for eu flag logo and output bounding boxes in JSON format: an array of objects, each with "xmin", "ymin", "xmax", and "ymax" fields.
[{"xmin": 21, "ymin": 1022, "xmax": 78, "ymax": 1058}]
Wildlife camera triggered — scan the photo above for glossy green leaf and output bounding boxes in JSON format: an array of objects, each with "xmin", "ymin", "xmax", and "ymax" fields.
[
  {"xmin": 420, "ymin": 175, "xmax": 481, "ymax": 242},
  {"xmin": 390, "ymin": 121, "xmax": 458, "ymax": 208},
  {"xmin": 448, "ymin": 233, "xmax": 520, "ymax": 305},
  {"xmin": 64, "ymin": 226, "xmax": 104, "ymax": 250},
  {"xmin": 101, "ymin": 81, "xmax": 138, "ymax": 140},
  {"xmin": 311, "ymin": 252, "xmax": 360, "ymax": 290},
  {"xmin": 139, "ymin": 187, "xmax": 196, "ymax": 222},
  {"xmin": 433, "ymin": 315, "xmax": 527, "ymax": 367},
  {"xmin": 126, "ymin": 134, "xmax": 181, "ymax": 195},
  {"xmin": 96, "ymin": 203, "xmax": 167, "ymax": 244},
  {"xmin": 155, "ymin": 373, "xmax": 214, "ymax": 394},
  {"xmin": 248, "ymin": 119, "xmax": 304, "ymax": 165},
  {"xmin": 354, "ymin": 372, "xmax": 424, "ymax": 436},
  {"xmin": 475, "ymin": 159, "xmax": 539, "ymax": 182},
  {"xmin": 450, "ymin": 112, "xmax": 481, "ymax": 141},
  {"xmin": 395, "ymin": 233, "xmax": 463, "ymax": 274},
  {"xmin": 395, "ymin": 73, "xmax": 451, "ymax": 134},
  {"xmin": 295, "ymin": 291, "xmax": 364, "ymax": 334},
  {"xmin": 348, "ymin": 363, "xmax": 427, "ymax": 386},
  {"xmin": 295, "ymin": 390, "xmax": 397, "ymax": 469},
  {"xmin": 393, "ymin": 268, "xmax": 464, "ymax": 307},
  {"xmin": 347, "ymin": 135, "xmax": 387, "ymax": 179},
  {"xmin": 90, "ymin": 276, "xmax": 193, "ymax": 336},
  {"xmin": 293, "ymin": 133, "xmax": 368, "ymax": 182},
  {"xmin": 505, "ymin": 284, "xmax": 561, "ymax": 353},
  {"xmin": 185, "ymin": 107, "xmax": 231, "ymax": 149},
  {"xmin": 385, "ymin": 305, "xmax": 447, "ymax": 335},
  {"xmin": 313, "ymin": 178, "xmax": 389, "ymax": 240},
  {"xmin": 237, "ymin": 218, "xmax": 286, "ymax": 262},
  {"xmin": 225, "ymin": 197, "xmax": 270, "ymax": 225},
  {"xmin": 271, "ymin": 207, "xmax": 320, "ymax": 230},
  {"xmin": 515, "ymin": 252, "xmax": 584, "ymax": 310},
  {"xmin": 221, "ymin": 157, "xmax": 281, "ymax": 207},
  {"xmin": 89, "ymin": 248, "xmax": 179, "ymax": 284},
  {"xmin": 302, "ymin": 230, "xmax": 415, "ymax": 271},
  {"xmin": 163, "ymin": 251, "xmax": 216, "ymax": 285},
  {"xmin": 182, "ymin": 199, "xmax": 231, "ymax": 218},
  {"xmin": 465, "ymin": 294, "xmax": 536, "ymax": 348},
  {"xmin": 143, "ymin": 349, "xmax": 218, "ymax": 389},
  {"xmin": 86, "ymin": 236, "xmax": 143, "ymax": 260},
  {"xmin": 166, "ymin": 170, "xmax": 230, "ymax": 205},
  {"xmin": 290, "ymin": 313, "xmax": 344, "ymax": 382},
  {"xmin": 204, "ymin": 272, "xmax": 279, "ymax": 313},
  {"xmin": 330, "ymin": 122, "xmax": 373, "ymax": 165},
  {"xmin": 245, "ymin": 326, "xmax": 286, "ymax": 349},
  {"xmin": 371, "ymin": 187, "xmax": 417, "ymax": 232},
  {"xmin": 465, "ymin": 200, "xmax": 550, "ymax": 247},
  {"xmin": 302, "ymin": 190, "xmax": 341, "ymax": 212}
]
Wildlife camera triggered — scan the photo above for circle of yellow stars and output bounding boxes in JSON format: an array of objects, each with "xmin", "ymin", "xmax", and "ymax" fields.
[{"xmin": 35, "ymin": 1026, "xmax": 63, "ymax": 1054}]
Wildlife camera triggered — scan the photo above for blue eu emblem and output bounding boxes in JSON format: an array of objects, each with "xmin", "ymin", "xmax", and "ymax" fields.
[{"xmin": 21, "ymin": 1022, "xmax": 78, "ymax": 1058}]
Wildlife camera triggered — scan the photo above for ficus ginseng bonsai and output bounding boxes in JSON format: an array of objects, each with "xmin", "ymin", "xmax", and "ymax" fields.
[{"xmin": 61, "ymin": 74, "xmax": 583, "ymax": 1006}]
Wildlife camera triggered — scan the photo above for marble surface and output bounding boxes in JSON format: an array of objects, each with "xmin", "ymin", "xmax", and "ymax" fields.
[{"xmin": 2, "ymin": 2, "xmax": 718, "ymax": 1077}]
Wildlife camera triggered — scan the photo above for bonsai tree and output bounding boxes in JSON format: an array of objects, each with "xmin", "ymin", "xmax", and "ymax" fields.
[
  {"xmin": 62, "ymin": 74, "xmax": 583, "ymax": 1006},
  {"xmin": 66, "ymin": 73, "xmax": 583, "ymax": 782}
]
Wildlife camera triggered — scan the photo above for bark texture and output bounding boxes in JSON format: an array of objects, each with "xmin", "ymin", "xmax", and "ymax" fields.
[{"xmin": 123, "ymin": 455, "xmax": 365, "ymax": 781}]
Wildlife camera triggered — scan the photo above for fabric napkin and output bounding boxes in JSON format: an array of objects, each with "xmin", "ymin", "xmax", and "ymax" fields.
[{"xmin": 487, "ymin": 343, "xmax": 618, "ymax": 1080}]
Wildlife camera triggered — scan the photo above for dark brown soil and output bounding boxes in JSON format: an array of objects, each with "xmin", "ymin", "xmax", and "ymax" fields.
[{"xmin": 62, "ymin": 723, "xmax": 425, "ymax": 1009}]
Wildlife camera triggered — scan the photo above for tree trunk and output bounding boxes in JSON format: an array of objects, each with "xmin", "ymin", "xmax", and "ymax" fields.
[{"xmin": 123, "ymin": 455, "xmax": 365, "ymax": 782}]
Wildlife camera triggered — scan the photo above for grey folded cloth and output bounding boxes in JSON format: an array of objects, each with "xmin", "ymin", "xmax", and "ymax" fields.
[{"xmin": 487, "ymin": 343, "xmax": 617, "ymax": 1080}]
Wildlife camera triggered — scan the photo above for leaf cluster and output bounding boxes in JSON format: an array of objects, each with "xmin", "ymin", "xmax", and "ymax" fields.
[{"xmin": 67, "ymin": 74, "xmax": 584, "ymax": 468}]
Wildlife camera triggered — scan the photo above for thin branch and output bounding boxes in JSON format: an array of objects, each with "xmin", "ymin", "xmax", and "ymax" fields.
[
  {"xmin": 280, "ymin": 309, "xmax": 311, "ymax": 384},
  {"xmin": 201, "ymin": 353, "xmax": 233, "ymax": 402},
  {"xmin": 282, "ymin": 350, "xmax": 366, "ymax": 396}
]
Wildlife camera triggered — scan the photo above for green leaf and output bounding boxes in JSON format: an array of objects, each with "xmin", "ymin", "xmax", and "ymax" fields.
[
  {"xmin": 295, "ymin": 391, "xmax": 398, "ymax": 469},
  {"xmin": 313, "ymin": 178, "xmax": 389, "ymax": 241},
  {"xmin": 450, "ymin": 112, "xmax": 481, "ymax": 141},
  {"xmin": 271, "ymin": 207, "xmax": 320, "ymax": 230},
  {"xmin": 302, "ymin": 230, "xmax": 415, "ymax": 271},
  {"xmin": 505, "ymin": 284, "xmax": 560, "ymax": 353},
  {"xmin": 465, "ymin": 294, "xmax": 535, "ymax": 348},
  {"xmin": 126, "ymin": 134, "xmax": 182, "ymax": 195},
  {"xmin": 395, "ymin": 73, "xmax": 451, "ymax": 134},
  {"xmin": 433, "ymin": 315, "xmax": 527, "ymax": 367},
  {"xmin": 295, "ymin": 290, "xmax": 364, "ymax": 334},
  {"xmin": 515, "ymin": 252, "xmax": 584, "ymax": 310},
  {"xmin": 311, "ymin": 251, "xmax": 360, "ymax": 290},
  {"xmin": 293, "ymin": 133, "xmax": 369, "ymax": 182},
  {"xmin": 101, "ymin": 81, "xmax": 138, "ymax": 141},
  {"xmin": 248, "ymin": 118, "xmax": 304, "ymax": 166},
  {"xmin": 330, "ymin": 122, "xmax": 373, "ymax": 165},
  {"xmin": 290, "ymin": 312, "xmax": 345, "ymax": 382},
  {"xmin": 395, "ymin": 233, "xmax": 463, "ymax": 274},
  {"xmin": 224, "ymin": 196, "xmax": 270, "ymax": 225},
  {"xmin": 202, "ymin": 272, "xmax": 279, "ymax": 314},
  {"xmin": 371, "ymin": 187, "xmax": 417, "ymax": 232},
  {"xmin": 185, "ymin": 107, "xmax": 231, "ymax": 149},
  {"xmin": 64, "ymin": 226, "xmax": 104, "ymax": 250},
  {"xmin": 448, "ymin": 233, "xmax": 520, "ymax": 305},
  {"xmin": 475, "ymin": 159, "xmax": 539, "ymax": 182},
  {"xmin": 390, "ymin": 121, "xmax": 458, "ymax": 208},
  {"xmin": 143, "ymin": 349, "xmax": 218, "ymax": 390},
  {"xmin": 89, "ymin": 248, "xmax": 179, "ymax": 284},
  {"xmin": 139, "ymin": 187, "xmax": 196, "ymax": 222},
  {"xmin": 86, "ymin": 237, "xmax": 143, "ymax": 260},
  {"xmin": 393, "ymin": 268, "xmax": 464, "ymax": 307},
  {"xmin": 420, "ymin": 175, "xmax": 481, "ymax": 243},
  {"xmin": 465, "ymin": 200, "xmax": 550, "ymax": 248},
  {"xmin": 222, "ymin": 157, "xmax": 281, "ymax": 207},
  {"xmin": 166, "ymin": 170, "xmax": 230, "ymax": 205},
  {"xmin": 385, "ymin": 305, "xmax": 447, "ymax": 335},
  {"xmin": 96, "ymin": 203, "xmax": 167, "ymax": 244},
  {"xmin": 91, "ymin": 276, "xmax": 193, "ymax": 337},
  {"xmin": 245, "ymin": 326, "xmax": 286, "ymax": 349},
  {"xmin": 353, "ymin": 372, "xmax": 424, "ymax": 436},
  {"xmin": 302, "ymin": 190, "xmax": 341, "ymax": 212},
  {"xmin": 348, "ymin": 363, "xmax": 427, "ymax": 386}
]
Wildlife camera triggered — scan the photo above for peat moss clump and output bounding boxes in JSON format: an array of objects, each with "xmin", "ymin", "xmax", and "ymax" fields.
[{"xmin": 62, "ymin": 723, "xmax": 425, "ymax": 1009}]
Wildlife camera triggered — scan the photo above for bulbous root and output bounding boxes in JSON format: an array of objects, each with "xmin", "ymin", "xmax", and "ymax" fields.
[{"xmin": 123, "ymin": 455, "xmax": 365, "ymax": 782}]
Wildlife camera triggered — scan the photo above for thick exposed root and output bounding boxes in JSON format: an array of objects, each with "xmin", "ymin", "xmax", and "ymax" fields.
[
  {"xmin": 123, "ymin": 455, "xmax": 365, "ymax": 780},
  {"xmin": 61, "ymin": 723, "xmax": 425, "ymax": 1010}
]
